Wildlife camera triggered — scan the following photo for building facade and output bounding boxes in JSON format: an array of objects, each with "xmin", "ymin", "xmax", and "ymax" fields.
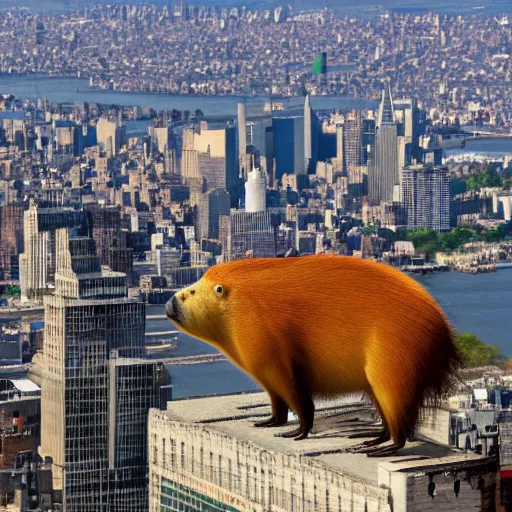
[
  {"xmin": 148, "ymin": 393, "xmax": 497, "ymax": 512},
  {"xmin": 40, "ymin": 228, "xmax": 169, "ymax": 512},
  {"xmin": 19, "ymin": 200, "xmax": 86, "ymax": 302},
  {"xmin": 402, "ymin": 165, "xmax": 450, "ymax": 231},
  {"xmin": 368, "ymin": 84, "xmax": 399, "ymax": 204}
]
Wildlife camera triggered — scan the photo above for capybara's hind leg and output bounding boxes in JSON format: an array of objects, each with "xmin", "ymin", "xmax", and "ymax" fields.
[
  {"xmin": 348, "ymin": 391, "xmax": 391, "ymax": 450},
  {"xmin": 366, "ymin": 432, "xmax": 406, "ymax": 457},
  {"xmin": 254, "ymin": 392, "xmax": 288, "ymax": 428},
  {"xmin": 364, "ymin": 363, "xmax": 411, "ymax": 457}
]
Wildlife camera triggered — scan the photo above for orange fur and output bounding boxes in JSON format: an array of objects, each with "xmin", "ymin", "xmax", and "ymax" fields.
[{"xmin": 166, "ymin": 254, "xmax": 463, "ymax": 454}]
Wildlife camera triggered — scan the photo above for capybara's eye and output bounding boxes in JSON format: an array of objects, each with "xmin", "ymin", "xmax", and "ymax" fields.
[{"xmin": 214, "ymin": 285, "xmax": 223, "ymax": 295}]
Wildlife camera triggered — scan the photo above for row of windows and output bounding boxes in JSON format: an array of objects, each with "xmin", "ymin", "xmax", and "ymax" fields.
[{"xmin": 161, "ymin": 479, "xmax": 240, "ymax": 512}]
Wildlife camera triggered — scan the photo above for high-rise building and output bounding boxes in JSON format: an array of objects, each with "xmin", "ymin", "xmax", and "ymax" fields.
[
  {"xmin": 0, "ymin": 203, "xmax": 25, "ymax": 280},
  {"xmin": 96, "ymin": 118, "xmax": 125, "ymax": 156},
  {"xmin": 304, "ymin": 94, "xmax": 312, "ymax": 172},
  {"xmin": 19, "ymin": 200, "xmax": 86, "ymax": 302},
  {"xmin": 272, "ymin": 115, "xmax": 305, "ymax": 179},
  {"xmin": 40, "ymin": 228, "xmax": 169, "ymax": 512},
  {"xmin": 219, "ymin": 209, "xmax": 276, "ymax": 261},
  {"xmin": 368, "ymin": 84, "xmax": 399, "ymax": 204},
  {"xmin": 244, "ymin": 167, "xmax": 267, "ymax": 213},
  {"xmin": 84, "ymin": 204, "xmax": 127, "ymax": 267},
  {"xmin": 237, "ymin": 103, "xmax": 247, "ymax": 179},
  {"xmin": 191, "ymin": 126, "xmax": 238, "ymax": 206},
  {"xmin": 196, "ymin": 188, "xmax": 231, "ymax": 240},
  {"xmin": 335, "ymin": 123, "xmax": 344, "ymax": 170},
  {"xmin": 402, "ymin": 164, "xmax": 450, "ymax": 231},
  {"xmin": 151, "ymin": 126, "xmax": 175, "ymax": 154},
  {"xmin": 343, "ymin": 109, "xmax": 363, "ymax": 170}
]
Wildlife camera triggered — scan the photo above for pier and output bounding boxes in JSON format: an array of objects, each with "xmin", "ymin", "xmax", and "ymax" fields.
[{"xmin": 161, "ymin": 354, "xmax": 227, "ymax": 365}]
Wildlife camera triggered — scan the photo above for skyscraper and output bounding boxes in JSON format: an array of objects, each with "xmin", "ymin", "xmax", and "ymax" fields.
[
  {"xmin": 237, "ymin": 103, "xmax": 247, "ymax": 179},
  {"xmin": 219, "ymin": 210, "xmax": 276, "ymax": 261},
  {"xmin": 343, "ymin": 109, "xmax": 363, "ymax": 170},
  {"xmin": 402, "ymin": 164, "xmax": 450, "ymax": 231},
  {"xmin": 0, "ymin": 203, "xmax": 25, "ymax": 280},
  {"xmin": 19, "ymin": 200, "xmax": 86, "ymax": 302},
  {"xmin": 40, "ymin": 228, "xmax": 169, "ymax": 512},
  {"xmin": 368, "ymin": 84, "xmax": 399, "ymax": 204},
  {"xmin": 304, "ymin": 94, "xmax": 312, "ymax": 172},
  {"xmin": 196, "ymin": 188, "xmax": 230, "ymax": 240},
  {"xmin": 272, "ymin": 115, "xmax": 305, "ymax": 179},
  {"xmin": 97, "ymin": 118, "xmax": 125, "ymax": 157}
]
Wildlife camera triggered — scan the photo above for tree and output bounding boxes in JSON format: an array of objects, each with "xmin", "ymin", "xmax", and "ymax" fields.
[{"xmin": 454, "ymin": 332, "xmax": 503, "ymax": 368}]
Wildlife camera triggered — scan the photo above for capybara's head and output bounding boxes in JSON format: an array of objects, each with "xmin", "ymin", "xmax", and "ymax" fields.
[{"xmin": 165, "ymin": 271, "xmax": 231, "ymax": 345}]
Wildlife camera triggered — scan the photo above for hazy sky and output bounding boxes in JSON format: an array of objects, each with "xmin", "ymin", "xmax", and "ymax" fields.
[{"xmin": 2, "ymin": 0, "xmax": 512, "ymax": 15}]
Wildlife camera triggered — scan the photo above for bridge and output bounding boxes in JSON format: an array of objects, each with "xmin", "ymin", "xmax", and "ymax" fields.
[{"xmin": 160, "ymin": 354, "xmax": 227, "ymax": 365}]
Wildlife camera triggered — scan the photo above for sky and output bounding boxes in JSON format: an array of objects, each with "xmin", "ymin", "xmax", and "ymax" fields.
[{"xmin": 2, "ymin": 0, "xmax": 512, "ymax": 15}]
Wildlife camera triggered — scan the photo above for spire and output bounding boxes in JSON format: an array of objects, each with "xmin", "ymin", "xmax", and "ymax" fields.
[{"xmin": 378, "ymin": 81, "xmax": 395, "ymax": 126}]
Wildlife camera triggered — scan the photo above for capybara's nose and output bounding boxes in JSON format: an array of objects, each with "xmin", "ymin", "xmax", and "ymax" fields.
[{"xmin": 165, "ymin": 295, "xmax": 178, "ymax": 318}]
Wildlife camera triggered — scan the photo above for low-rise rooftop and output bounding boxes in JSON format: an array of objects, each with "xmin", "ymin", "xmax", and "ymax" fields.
[{"xmin": 165, "ymin": 391, "xmax": 490, "ymax": 485}]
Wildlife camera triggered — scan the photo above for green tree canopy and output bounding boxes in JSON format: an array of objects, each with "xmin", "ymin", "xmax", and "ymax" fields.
[{"xmin": 455, "ymin": 332, "xmax": 503, "ymax": 368}]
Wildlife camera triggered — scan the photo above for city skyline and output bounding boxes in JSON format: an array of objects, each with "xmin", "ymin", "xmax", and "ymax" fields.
[{"xmin": 0, "ymin": 1, "xmax": 511, "ymax": 510}]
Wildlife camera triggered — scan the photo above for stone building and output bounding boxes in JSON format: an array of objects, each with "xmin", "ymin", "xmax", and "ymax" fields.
[{"xmin": 148, "ymin": 392, "xmax": 497, "ymax": 512}]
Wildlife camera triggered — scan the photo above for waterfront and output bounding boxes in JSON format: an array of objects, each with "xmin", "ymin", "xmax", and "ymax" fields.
[
  {"xmin": 444, "ymin": 137, "xmax": 512, "ymax": 158},
  {"xmin": 0, "ymin": 75, "xmax": 376, "ymax": 116}
]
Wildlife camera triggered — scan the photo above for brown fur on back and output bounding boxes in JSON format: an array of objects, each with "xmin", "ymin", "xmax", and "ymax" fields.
[{"xmin": 204, "ymin": 254, "xmax": 463, "ymax": 441}]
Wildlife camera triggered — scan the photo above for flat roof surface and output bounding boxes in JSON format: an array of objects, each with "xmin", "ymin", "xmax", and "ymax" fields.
[
  {"xmin": 165, "ymin": 392, "xmax": 486, "ymax": 484},
  {"xmin": 10, "ymin": 379, "xmax": 40, "ymax": 393}
]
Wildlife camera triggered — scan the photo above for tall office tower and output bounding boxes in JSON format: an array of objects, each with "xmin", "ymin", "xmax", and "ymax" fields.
[
  {"xmin": 219, "ymin": 209, "xmax": 276, "ymax": 261},
  {"xmin": 96, "ymin": 117, "xmax": 125, "ymax": 156},
  {"xmin": 194, "ymin": 126, "xmax": 238, "ymax": 206},
  {"xmin": 165, "ymin": 147, "xmax": 177, "ymax": 174},
  {"xmin": 0, "ymin": 203, "xmax": 24, "ymax": 280},
  {"xmin": 272, "ymin": 115, "xmax": 305, "ymax": 179},
  {"xmin": 198, "ymin": 146, "xmax": 226, "ymax": 191},
  {"xmin": 84, "ymin": 204, "xmax": 122, "ymax": 262},
  {"xmin": 181, "ymin": 150, "xmax": 200, "ymax": 179},
  {"xmin": 196, "ymin": 188, "xmax": 230, "ymax": 240},
  {"xmin": 40, "ymin": 228, "xmax": 169, "ymax": 512},
  {"xmin": 402, "ymin": 165, "xmax": 450, "ymax": 231},
  {"xmin": 344, "ymin": 109, "xmax": 363, "ymax": 170},
  {"xmin": 335, "ymin": 123, "xmax": 344, "ymax": 170},
  {"xmin": 368, "ymin": 84, "xmax": 399, "ymax": 204},
  {"xmin": 393, "ymin": 98, "xmax": 419, "ymax": 148},
  {"xmin": 19, "ymin": 200, "xmax": 85, "ymax": 302},
  {"xmin": 151, "ymin": 126, "xmax": 174, "ymax": 154},
  {"xmin": 362, "ymin": 117, "xmax": 376, "ymax": 164},
  {"xmin": 237, "ymin": 103, "xmax": 247, "ymax": 179},
  {"xmin": 304, "ymin": 94, "xmax": 312, "ymax": 172},
  {"xmin": 244, "ymin": 167, "xmax": 267, "ymax": 213}
]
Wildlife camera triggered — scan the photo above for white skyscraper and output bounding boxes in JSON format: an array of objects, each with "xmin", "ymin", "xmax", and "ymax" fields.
[{"xmin": 244, "ymin": 167, "xmax": 267, "ymax": 213}]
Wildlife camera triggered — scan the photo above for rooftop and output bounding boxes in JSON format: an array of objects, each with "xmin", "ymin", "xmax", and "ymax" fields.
[{"xmin": 165, "ymin": 392, "xmax": 488, "ymax": 485}]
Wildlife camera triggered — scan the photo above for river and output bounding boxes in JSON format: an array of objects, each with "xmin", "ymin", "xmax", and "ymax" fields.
[
  {"xmin": 0, "ymin": 75, "xmax": 376, "ymax": 116},
  {"xmin": 444, "ymin": 137, "xmax": 512, "ymax": 158}
]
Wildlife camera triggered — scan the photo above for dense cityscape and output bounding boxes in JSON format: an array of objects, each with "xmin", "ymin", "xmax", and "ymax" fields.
[{"xmin": 0, "ymin": 2, "xmax": 512, "ymax": 512}]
